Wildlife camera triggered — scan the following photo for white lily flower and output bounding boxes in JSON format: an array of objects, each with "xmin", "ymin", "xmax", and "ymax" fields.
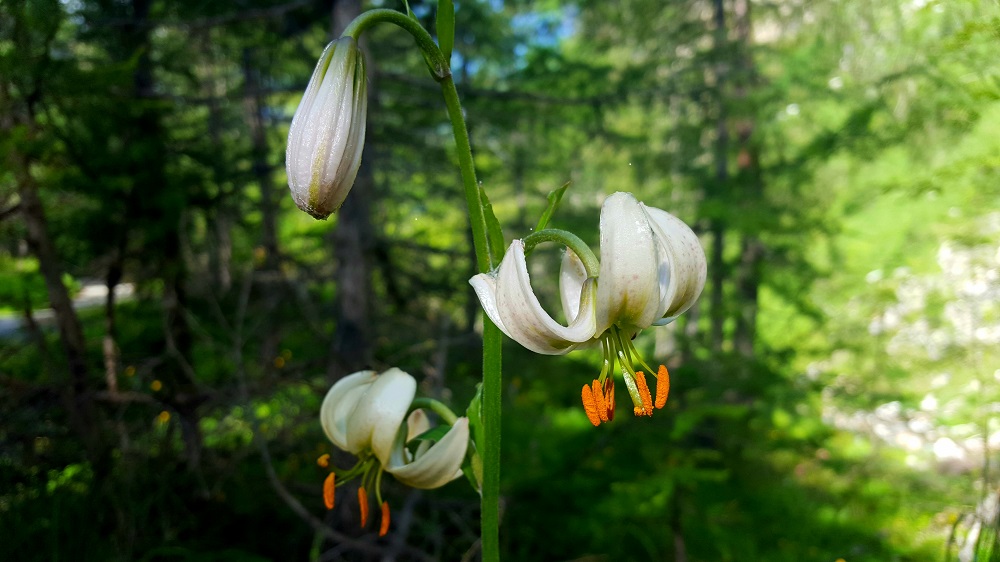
[
  {"xmin": 286, "ymin": 36, "xmax": 367, "ymax": 219},
  {"xmin": 470, "ymin": 191, "xmax": 707, "ymax": 426},
  {"xmin": 317, "ymin": 368, "xmax": 469, "ymax": 535}
]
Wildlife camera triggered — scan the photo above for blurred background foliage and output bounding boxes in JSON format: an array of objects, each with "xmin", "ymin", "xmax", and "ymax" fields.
[{"xmin": 1, "ymin": 0, "xmax": 999, "ymax": 560}]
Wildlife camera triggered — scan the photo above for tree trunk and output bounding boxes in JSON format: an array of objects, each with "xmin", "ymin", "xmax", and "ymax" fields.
[
  {"xmin": 104, "ymin": 254, "xmax": 123, "ymax": 394},
  {"xmin": 126, "ymin": 0, "xmax": 204, "ymax": 473},
  {"xmin": 2, "ymin": 65, "xmax": 96, "ymax": 448},
  {"xmin": 731, "ymin": 0, "xmax": 764, "ymax": 360},
  {"xmin": 1, "ymin": 0, "xmax": 112, "ymax": 472},
  {"xmin": 243, "ymin": 46, "xmax": 281, "ymax": 271},
  {"xmin": 329, "ymin": 0, "xmax": 375, "ymax": 376},
  {"xmin": 17, "ymin": 164, "xmax": 97, "ymax": 431},
  {"xmin": 240, "ymin": 46, "xmax": 290, "ymax": 380},
  {"xmin": 708, "ymin": 0, "xmax": 730, "ymax": 353}
]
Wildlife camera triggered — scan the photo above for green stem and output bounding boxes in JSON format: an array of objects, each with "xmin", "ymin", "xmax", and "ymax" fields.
[
  {"xmin": 480, "ymin": 318, "xmax": 502, "ymax": 561},
  {"xmin": 342, "ymin": 9, "xmax": 500, "ymax": 560},
  {"xmin": 341, "ymin": 9, "xmax": 450, "ymax": 80},
  {"xmin": 409, "ymin": 397, "xmax": 459, "ymax": 425},
  {"xmin": 522, "ymin": 228, "xmax": 600, "ymax": 277},
  {"xmin": 439, "ymin": 51, "xmax": 502, "ymax": 562},
  {"xmin": 440, "ymin": 76, "xmax": 492, "ymax": 271}
]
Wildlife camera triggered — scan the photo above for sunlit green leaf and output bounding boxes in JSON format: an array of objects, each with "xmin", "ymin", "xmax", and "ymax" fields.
[
  {"xmin": 437, "ymin": 0, "xmax": 455, "ymax": 63},
  {"xmin": 534, "ymin": 181, "xmax": 570, "ymax": 232}
]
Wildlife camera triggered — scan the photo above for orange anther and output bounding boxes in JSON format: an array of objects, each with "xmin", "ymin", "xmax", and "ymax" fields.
[
  {"xmin": 323, "ymin": 472, "xmax": 336, "ymax": 510},
  {"xmin": 655, "ymin": 365, "xmax": 670, "ymax": 409},
  {"xmin": 379, "ymin": 501, "xmax": 391, "ymax": 537},
  {"xmin": 634, "ymin": 372, "xmax": 653, "ymax": 417},
  {"xmin": 592, "ymin": 380, "xmax": 609, "ymax": 422},
  {"xmin": 581, "ymin": 384, "xmax": 602, "ymax": 427},
  {"xmin": 604, "ymin": 378, "xmax": 615, "ymax": 421},
  {"xmin": 358, "ymin": 488, "xmax": 369, "ymax": 528},
  {"xmin": 317, "ymin": 453, "xmax": 331, "ymax": 468}
]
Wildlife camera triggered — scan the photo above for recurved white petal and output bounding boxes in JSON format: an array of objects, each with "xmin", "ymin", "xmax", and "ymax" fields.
[
  {"xmin": 405, "ymin": 409, "xmax": 431, "ymax": 441},
  {"xmin": 471, "ymin": 240, "xmax": 597, "ymax": 355},
  {"xmin": 559, "ymin": 249, "xmax": 588, "ymax": 323},
  {"xmin": 406, "ymin": 409, "xmax": 433, "ymax": 460},
  {"xmin": 643, "ymin": 205, "xmax": 707, "ymax": 324},
  {"xmin": 345, "ymin": 368, "xmax": 416, "ymax": 465},
  {"xmin": 387, "ymin": 417, "xmax": 469, "ymax": 489},
  {"xmin": 595, "ymin": 192, "xmax": 662, "ymax": 334},
  {"xmin": 320, "ymin": 370, "xmax": 377, "ymax": 453},
  {"xmin": 469, "ymin": 270, "xmax": 513, "ymax": 340}
]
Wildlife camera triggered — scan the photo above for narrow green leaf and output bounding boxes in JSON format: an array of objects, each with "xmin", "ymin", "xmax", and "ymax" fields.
[
  {"xmin": 466, "ymin": 383, "xmax": 484, "ymax": 452},
  {"xmin": 479, "ymin": 185, "xmax": 506, "ymax": 266},
  {"xmin": 534, "ymin": 181, "xmax": 570, "ymax": 232},
  {"xmin": 463, "ymin": 383, "xmax": 485, "ymax": 492},
  {"xmin": 437, "ymin": 0, "xmax": 455, "ymax": 63},
  {"xmin": 402, "ymin": 0, "xmax": 416, "ymax": 20},
  {"xmin": 464, "ymin": 441, "xmax": 483, "ymax": 493}
]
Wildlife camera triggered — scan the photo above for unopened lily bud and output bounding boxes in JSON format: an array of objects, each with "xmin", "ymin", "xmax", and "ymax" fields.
[{"xmin": 286, "ymin": 37, "xmax": 367, "ymax": 219}]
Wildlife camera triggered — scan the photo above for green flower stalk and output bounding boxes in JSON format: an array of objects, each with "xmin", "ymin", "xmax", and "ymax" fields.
[
  {"xmin": 286, "ymin": 37, "xmax": 367, "ymax": 219},
  {"xmin": 290, "ymin": 7, "xmax": 504, "ymax": 558}
]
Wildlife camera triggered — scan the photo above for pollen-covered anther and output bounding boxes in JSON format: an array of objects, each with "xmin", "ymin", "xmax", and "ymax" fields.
[
  {"xmin": 655, "ymin": 365, "xmax": 670, "ymax": 409},
  {"xmin": 323, "ymin": 472, "xmax": 336, "ymax": 510},
  {"xmin": 634, "ymin": 371, "xmax": 653, "ymax": 417},
  {"xmin": 592, "ymin": 380, "xmax": 609, "ymax": 423},
  {"xmin": 317, "ymin": 453, "xmax": 331, "ymax": 468},
  {"xmin": 379, "ymin": 501, "xmax": 391, "ymax": 537},
  {"xmin": 358, "ymin": 487, "xmax": 369, "ymax": 528},
  {"xmin": 603, "ymin": 377, "xmax": 615, "ymax": 421},
  {"xmin": 581, "ymin": 383, "xmax": 602, "ymax": 427}
]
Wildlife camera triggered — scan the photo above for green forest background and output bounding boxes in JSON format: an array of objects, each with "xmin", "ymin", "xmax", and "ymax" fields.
[{"xmin": 2, "ymin": 0, "xmax": 999, "ymax": 560}]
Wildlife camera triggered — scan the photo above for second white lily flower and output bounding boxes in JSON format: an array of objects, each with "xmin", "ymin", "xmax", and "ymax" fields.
[
  {"xmin": 318, "ymin": 368, "xmax": 469, "ymax": 536},
  {"xmin": 469, "ymin": 191, "xmax": 707, "ymax": 425}
]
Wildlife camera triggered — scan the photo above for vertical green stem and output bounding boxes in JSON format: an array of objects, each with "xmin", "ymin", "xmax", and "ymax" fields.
[
  {"xmin": 480, "ymin": 318, "xmax": 502, "ymax": 560},
  {"xmin": 439, "ymin": 76, "xmax": 491, "ymax": 272},
  {"xmin": 342, "ymin": 10, "xmax": 502, "ymax": 559},
  {"xmin": 440, "ymin": 75, "xmax": 502, "ymax": 561}
]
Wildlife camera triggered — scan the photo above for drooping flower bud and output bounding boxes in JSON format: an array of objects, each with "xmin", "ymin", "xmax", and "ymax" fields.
[{"xmin": 286, "ymin": 37, "xmax": 367, "ymax": 219}]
